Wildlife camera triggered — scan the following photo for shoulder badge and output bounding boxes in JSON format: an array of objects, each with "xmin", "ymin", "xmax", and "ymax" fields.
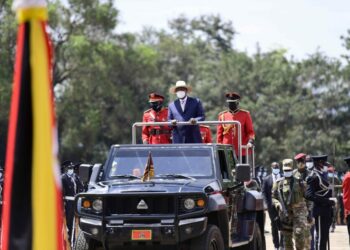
[
  {"xmin": 239, "ymin": 108, "xmax": 250, "ymax": 113},
  {"xmin": 218, "ymin": 110, "xmax": 229, "ymax": 115}
]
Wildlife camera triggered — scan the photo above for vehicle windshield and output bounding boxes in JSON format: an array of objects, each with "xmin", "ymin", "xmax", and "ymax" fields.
[{"xmin": 107, "ymin": 147, "xmax": 214, "ymax": 179}]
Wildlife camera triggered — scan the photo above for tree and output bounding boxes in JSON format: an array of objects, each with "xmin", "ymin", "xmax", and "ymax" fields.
[{"xmin": 0, "ymin": 0, "xmax": 16, "ymax": 165}]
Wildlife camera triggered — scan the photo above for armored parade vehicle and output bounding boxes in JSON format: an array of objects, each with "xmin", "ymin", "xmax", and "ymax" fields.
[{"xmin": 74, "ymin": 121, "xmax": 265, "ymax": 250}]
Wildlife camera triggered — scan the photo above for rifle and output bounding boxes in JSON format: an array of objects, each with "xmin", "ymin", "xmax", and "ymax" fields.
[{"xmin": 277, "ymin": 181, "xmax": 289, "ymax": 222}]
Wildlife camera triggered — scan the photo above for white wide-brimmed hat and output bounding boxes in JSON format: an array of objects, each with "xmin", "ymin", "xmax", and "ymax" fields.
[{"xmin": 170, "ymin": 80, "xmax": 192, "ymax": 94}]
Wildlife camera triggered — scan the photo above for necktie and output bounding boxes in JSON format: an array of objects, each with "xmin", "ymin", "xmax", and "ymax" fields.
[{"xmin": 181, "ymin": 100, "xmax": 185, "ymax": 111}]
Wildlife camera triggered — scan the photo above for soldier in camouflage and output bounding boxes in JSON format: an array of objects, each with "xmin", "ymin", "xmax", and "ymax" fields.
[
  {"xmin": 294, "ymin": 153, "xmax": 313, "ymax": 249},
  {"xmin": 272, "ymin": 159, "xmax": 311, "ymax": 250},
  {"xmin": 305, "ymin": 154, "xmax": 316, "ymax": 250}
]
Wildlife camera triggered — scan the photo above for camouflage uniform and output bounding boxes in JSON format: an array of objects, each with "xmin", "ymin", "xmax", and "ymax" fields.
[
  {"xmin": 293, "ymin": 168, "xmax": 313, "ymax": 249},
  {"xmin": 272, "ymin": 159, "xmax": 310, "ymax": 250}
]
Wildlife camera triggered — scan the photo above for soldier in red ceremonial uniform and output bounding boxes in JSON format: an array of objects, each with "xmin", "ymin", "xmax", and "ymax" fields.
[
  {"xmin": 200, "ymin": 125, "xmax": 212, "ymax": 143},
  {"xmin": 342, "ymin": 156, "xmax": 350, "ymax": 245},
  {"xmin": 142, "ymin": 93, "xmax": 172, "ymax": 144},
  {"xmin": 216, "ymin": 92, "xmax": 255, "ymax": 159}
]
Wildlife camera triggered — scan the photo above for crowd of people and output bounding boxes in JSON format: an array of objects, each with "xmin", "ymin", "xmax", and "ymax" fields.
[
  {"xmin": 140, "ymin": 80, "xmax": 350, "ymax": 250},
  {"xmin": 261, "ymin": 154, "xmax": 350, "ymax": 250},
  {"xmin": 1, "ymin": 79, "xmax": 342, "ymax": 249}
]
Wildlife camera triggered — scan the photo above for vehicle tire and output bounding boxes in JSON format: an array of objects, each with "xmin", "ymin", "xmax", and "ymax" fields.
[
  {"xmin": 74, "ymin": 229, "xmax": 98, "ymax": 250},
  {"xmin": 248, "ymin": 222, "xmax": 264, "ymax": 250},
  {"xmin": 190, "ymin": 224, "xmax": 225, "ymax": 250}
]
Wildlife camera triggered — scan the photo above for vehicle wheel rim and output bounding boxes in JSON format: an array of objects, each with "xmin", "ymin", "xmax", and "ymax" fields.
[{"xmin": 209, "ymin": 239, "xmax": 218, "ymax": 250}]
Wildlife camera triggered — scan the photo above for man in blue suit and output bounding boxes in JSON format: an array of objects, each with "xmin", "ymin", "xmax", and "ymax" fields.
[{"xmin": 168, "ymin": 81, "xmax": 205, "ymax": 143}]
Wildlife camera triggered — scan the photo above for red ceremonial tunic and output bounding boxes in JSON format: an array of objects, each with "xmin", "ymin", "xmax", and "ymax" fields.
[
  {"xmin": 142, "ymin": 107, "xmax": 171, "ymax": 144},
  {"xmin": 216, "ymin": 109, "xmax": 255, "ymax": 156},
  {"xmin": 200, "ymin": 125, "xmax": 212, "ymax": 143},
  {"xmin": 343, "ymin": 171, "xmax": 350, "ymax": 218}
]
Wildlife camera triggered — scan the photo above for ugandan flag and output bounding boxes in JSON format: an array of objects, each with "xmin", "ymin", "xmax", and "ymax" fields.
[
  {"xmin": 141, "ymin": 152, "xmax": 155, "ymax": 182},
  {"xmin": 1, "ymin": 1, "xmax": 65, "ymax": 249}
]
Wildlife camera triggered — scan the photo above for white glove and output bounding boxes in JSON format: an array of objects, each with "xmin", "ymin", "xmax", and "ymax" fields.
[{"xmin": 247, "ymin": 139, "xmax": 255, "ymax": 148}]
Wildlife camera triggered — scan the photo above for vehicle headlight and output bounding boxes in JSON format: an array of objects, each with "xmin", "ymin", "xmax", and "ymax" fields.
[
  {"xmin": 184, "ymin": 198, "xmax": 195, "ymax": 210},
  {"xmin": 92, "ymin": 199, "xmax": 103, "ymax": 212}
]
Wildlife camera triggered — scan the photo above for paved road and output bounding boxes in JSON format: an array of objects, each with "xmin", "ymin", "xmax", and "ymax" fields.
[{"xmin": 265, "ymin": 214, "xmax": 349, "ymax": 250}]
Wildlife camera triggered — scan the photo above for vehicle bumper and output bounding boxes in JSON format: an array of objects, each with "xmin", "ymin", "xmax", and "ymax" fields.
[{"xmin": 79, "ymin": 216, "xmax": 207, "ymax": 247}]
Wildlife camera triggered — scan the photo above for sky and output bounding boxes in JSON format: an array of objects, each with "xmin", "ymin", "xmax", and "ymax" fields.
[{"xmin": 115, "ymin": 0, "xmax": 350, "ymax": 60}]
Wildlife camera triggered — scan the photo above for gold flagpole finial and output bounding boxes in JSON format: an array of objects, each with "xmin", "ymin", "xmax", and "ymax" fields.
[{"xmin": 12, "ymin": 0, "xmax": 48, "ymax": 23}]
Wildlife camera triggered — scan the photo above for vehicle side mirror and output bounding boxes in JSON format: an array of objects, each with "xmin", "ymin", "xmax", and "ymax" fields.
[
  {"xmin": 235, "ymin": 164, "xmax": 251, "ymax": 182},
  {"xmin": 88, "ymin": 164, "xmax": 103, "ymax": 188},
  {"xmin": 79, "ymin": 164, "xmax": 93, "ymax": 183}
]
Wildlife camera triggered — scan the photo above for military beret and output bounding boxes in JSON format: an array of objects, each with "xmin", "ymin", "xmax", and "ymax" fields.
[
  {"xmin": 225, "ymin": 92, "xmax": 241, "ymax": 102},
  {"xmin": 294, "ymin": 153, "xmax": 306, "ymax": 160},
  {"xmin": 312, "ymin": 155, "xmax": 328, "ymax": 162},
  {"xmin": 148, "ymin": 92, "xmax": 164, "ymax": 102},
  {"xmin": 344, "ymin": 156, "xmax": 350, "ymax": 162}
]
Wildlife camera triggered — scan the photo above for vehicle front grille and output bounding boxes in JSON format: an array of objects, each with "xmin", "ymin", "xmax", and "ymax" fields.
[{"xmin": 106, "ymin": 195, "xmax": 175, "ymax": 215}]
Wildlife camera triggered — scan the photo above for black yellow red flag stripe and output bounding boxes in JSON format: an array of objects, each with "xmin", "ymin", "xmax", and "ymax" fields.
[
  {"xmin": 1, "ymin": 1, "xmax": 65, "ymax": 249},
  {"xmin": 141, "ymin": 152, "xmax": 155, "ymax": 182}
]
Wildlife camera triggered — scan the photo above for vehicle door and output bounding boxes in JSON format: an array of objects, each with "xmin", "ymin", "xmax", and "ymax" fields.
[{"xmin": 224, "ymin": 147, "xmax": 244, "ymax": 238}]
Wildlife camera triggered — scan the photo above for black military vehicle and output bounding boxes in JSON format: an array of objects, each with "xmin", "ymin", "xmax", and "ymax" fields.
[{"xmin": 74, "ymin": 121, "xmax": 265, "ymax": 250}]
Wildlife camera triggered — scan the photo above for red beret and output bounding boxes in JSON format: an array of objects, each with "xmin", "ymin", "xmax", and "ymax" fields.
[
  {"xmin": 148, "ymin": 92, "xmax": 164, "ymax": 102},
  {"xmin": 294, "ymin": 153, "xmax": 306, "ymax": 160},
  {"xmin": 225, "ymin": 92, "xmax": 241, "ymax": 101}
]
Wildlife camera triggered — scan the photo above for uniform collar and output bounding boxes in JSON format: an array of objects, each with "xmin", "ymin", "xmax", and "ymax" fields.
[
  {"xmin": 229, "ymin": 108, "xmax": 240, "ymax": 114},
  {"xmin": 298, "ymin": 168, "xmax": 306, "ymax": 173},
  {"xmin": 313, "ymin": 168, "xmax": 322, "ymax": 174},
  {"xmin": 151, "ymin": 107, "xmax": 165, "ymax": 114}
]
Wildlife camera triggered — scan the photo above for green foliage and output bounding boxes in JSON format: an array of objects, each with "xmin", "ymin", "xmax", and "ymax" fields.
[
  {"xmin": 0, "ymin": 0, "xmax": 349, "ymax": 173},
  {"xmin": 0, "ymin": 1, "xmax": 16, "ymax": 165}
]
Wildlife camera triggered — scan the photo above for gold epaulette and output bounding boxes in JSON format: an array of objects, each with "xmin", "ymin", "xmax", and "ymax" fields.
[
  {"xmin": 218, "ymin": 110, "xmax": 230, "ymax": 116},
  {"xmin": 239, "ymin": 109, "xmax": 250, "ymax": 113}
]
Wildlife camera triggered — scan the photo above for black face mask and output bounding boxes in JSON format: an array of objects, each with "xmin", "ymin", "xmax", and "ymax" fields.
[
  {"xmin": 228, "ymin": 102, "xmax": 239, "ymax": 111},
  {"xmin": 150, "ymin": 101, "xmax": 163, "ymax": 112}
]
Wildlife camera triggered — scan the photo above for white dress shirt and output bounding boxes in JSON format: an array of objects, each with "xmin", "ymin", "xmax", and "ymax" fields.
[
  {"xmin": 272, "ymin": 173, "xmax": 281, "ymax": 183},
  {"xmin": 180, "ymin": 96, "xmax": 187, "ymax": 112}
]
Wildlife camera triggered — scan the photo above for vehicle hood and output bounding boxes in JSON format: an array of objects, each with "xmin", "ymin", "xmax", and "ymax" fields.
[{"xmin": 86, "ymin": 179, "xmax": 219, "ymax": 195}]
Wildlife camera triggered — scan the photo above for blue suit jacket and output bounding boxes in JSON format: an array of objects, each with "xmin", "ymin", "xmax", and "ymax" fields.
[{"xmin": 168, "ymin": 97, "xmax": 205, "ymax": 143}]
